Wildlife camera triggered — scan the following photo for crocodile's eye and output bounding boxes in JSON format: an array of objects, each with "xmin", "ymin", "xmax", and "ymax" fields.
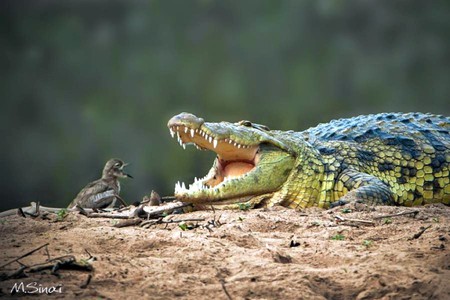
[{"xmin": 240, "ymin": 120, "xmax": 252, "ymax": 127}]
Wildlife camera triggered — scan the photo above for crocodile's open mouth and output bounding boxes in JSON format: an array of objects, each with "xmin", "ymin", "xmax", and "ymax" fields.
[
  {"xmin": 168, "ymin": 113, "xmax": 296, "ymax": 206},
  {"xmin": 168, "ymin": 124, "xmax": 260, "ymax": 202}
]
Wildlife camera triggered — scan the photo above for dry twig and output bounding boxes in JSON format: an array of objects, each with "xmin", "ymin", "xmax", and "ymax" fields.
[
  {"xmin": 80, "ymin": 274, "xmax": 92, "ymax": 289},
  {"xmin": 334, "ymin": 215, "xmax": 375, "ymax": 226},
  {"xmin": 141, "ymin": 217, "xmax": 205, "ymax": 228},
  {"xmin": 0, "ymin": 243, "xmax": 49, "ymax": 269},
  {"xmin": 373, "ymin": 210, "xmax": 419, "ymax": 220},
  {"xmin": 220, "ymin": 280, "xmax": 233, "ymax": 300},
  {"xmin": 113, "ymin": 218, "xmax": 143, "ymax": 228},
  {"xmin": 28, "ymin": 255, "xmax": 93, "ymax": 274},
  {"xmin": 409, "ymin": 225, "xmax": 432, "ymax": 240},
  {"xmin": 161, "ymin": 196, "xmax": 177, "ymax": 202},
  {"xmin": 141, "ymin": 201, "xmax": 191, "ymax": 218},
  {"xmin": 84, "ymin": 213, "xmax": 134, "ymax": 219}
]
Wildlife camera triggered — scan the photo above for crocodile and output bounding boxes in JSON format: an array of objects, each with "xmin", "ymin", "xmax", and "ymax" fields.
[{"xmin": 168, "ymin": 112, "xmax": 450, "ymax": 209}]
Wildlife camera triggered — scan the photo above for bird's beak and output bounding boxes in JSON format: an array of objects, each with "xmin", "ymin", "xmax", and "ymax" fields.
[{"xmin": 121, "ymin": 162, "xmax": 132, "ymax": 178}]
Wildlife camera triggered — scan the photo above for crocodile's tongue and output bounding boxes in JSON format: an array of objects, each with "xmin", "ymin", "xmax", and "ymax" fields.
[{"xmin": 222, "ymin": 161, "xmax": 254, "ymax": 178}]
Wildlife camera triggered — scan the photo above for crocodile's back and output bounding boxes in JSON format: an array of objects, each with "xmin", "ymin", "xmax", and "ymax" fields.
[
  {"xmin": 302, "ymin": 113, "xmax": 449, "ymax": 145},
  {"xmin": 300, "ymin": 113, "xmax": 450, "ymax": 206}
]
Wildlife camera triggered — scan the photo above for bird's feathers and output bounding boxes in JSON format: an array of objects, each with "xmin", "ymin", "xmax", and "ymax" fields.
[{"xmin": 69, "ymin": 179, "xmax": 119, "ymax": 209}]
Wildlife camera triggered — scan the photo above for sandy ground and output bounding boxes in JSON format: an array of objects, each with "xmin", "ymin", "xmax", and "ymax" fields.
[{"xmin": 0, "ymin": 204, "xmax": 449, "ymax": 299}]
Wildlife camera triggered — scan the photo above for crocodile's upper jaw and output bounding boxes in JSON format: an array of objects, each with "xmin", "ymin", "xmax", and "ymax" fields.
[{"xmin": 168, "ymin": 112, "xmax": 295, "ymax": 206}]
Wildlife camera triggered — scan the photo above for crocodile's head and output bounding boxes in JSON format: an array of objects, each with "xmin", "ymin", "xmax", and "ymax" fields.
[{"xmin": 168, "ymin": 112, "xmax": 296, "ymax": 208}]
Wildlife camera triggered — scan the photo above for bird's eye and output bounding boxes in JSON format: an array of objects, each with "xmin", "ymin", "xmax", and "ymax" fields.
[{"xmin": 114, "ymin": 162, "xmax": 121, "ymax": 167}]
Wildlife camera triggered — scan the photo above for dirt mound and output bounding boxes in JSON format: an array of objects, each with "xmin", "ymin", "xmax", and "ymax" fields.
[{"xmin": 0, "ymin": 204, "xmax": 449, "ymax": 299}]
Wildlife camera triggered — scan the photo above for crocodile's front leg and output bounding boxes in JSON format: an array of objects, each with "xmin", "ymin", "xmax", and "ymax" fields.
[{"xmin": 330, "ymin": 169, "xmax": 395, "ymax": 208}]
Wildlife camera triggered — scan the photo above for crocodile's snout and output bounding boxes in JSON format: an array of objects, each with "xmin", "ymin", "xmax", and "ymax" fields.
[{"xmin": 168, "ymin": 112, "xmax": 204, "ymax": 129}]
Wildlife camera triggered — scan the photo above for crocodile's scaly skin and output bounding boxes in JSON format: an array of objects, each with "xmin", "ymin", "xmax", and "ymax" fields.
[
  {"xmin": 168, "ymin": 112, "xmax": 450, "ymax": 209},
  {"xmin": 284, "ymin": 113, "xmax": 450, "ymax": 208}
]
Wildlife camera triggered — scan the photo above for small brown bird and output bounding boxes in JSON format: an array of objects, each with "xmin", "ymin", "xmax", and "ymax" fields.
[{"xmin": 68, "ymin": 158, "xmax": 132, "ymax": 209}]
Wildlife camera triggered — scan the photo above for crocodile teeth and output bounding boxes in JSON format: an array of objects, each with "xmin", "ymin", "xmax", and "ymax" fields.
[
  {"xmin": 184, "ymin": 127, "xmax": 188, "ymax": 133},
  {"xmin": 190, "ymin": 129, "xmax": 195, "ymax": 138},
  {"xmin": 170, "ymin": 128, "xmax": 175, "ymax": 138},
  {"xmin": 208, "ymin": 136, "xmax": 213, "ymax": 144},
  {"xmin": 175, "ymin": 178, "xmax": 210, "ymax": 195},
  {"xmin": 213, "ymin": 139, "xmax": 218, "ymax": 149}
]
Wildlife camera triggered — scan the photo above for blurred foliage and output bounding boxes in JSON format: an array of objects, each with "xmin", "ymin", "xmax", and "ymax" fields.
[{"xmin": 1, "ymin": 0, "xmax": 449, "ymax": 210}]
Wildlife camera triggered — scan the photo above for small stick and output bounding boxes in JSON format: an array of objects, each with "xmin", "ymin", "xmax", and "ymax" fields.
[
  {"xmin": 161, "ymin": 196, "xmax": 177, "ymax": 202},
  {"xmin": 0, "ymin": 243, "xmax": 49, "ymax": 269},
  {"xmin": 27, "ymin": 255, "xmax": 76, "ymax": 272},
  {"xmin": 141, "ymin": 217, "xmax": 205, "ymax": 228},
  {"xmin": 17, "ymin": 208, "xmax": 26, "ymax": 218},
  {"xmin": 373, "ymin": 210, "xmax": 419, "ymax": 220},
  {"xmin": 335, "ymin": 215, "xmax": 375, "ymax": 226},
  {"xmin": 220, "ymin": 280, "xmax": 232, "ymax": 300},
  {"xmin": 409, "ymin": 225, "xmax": 432, "ymax": 240},
  {"xmin": 113, "ymin": 218, "xmax": 142, "ymax": 228},
  {"xmin": 84, "ymin": 249, "xmax": 94, "ymax": 260},
  {"xmin": 163, "ymin": 218, "xmax": 205, "ymax": 223},
  {"xmin": 29, "ymin": 261, "xmax": 93, "ymax": 273},
  {"xmin": 24, "ymin": 202, "xmax": 41, "ymax": 218},
  {"xmin": 142, "ymin": 202, "xmax": 191, "ymax": 218},
  {"xmin": 117, "ymin": 205, "xmax": 134, "ymax": 212},
  {"xmin": 85, "ymin": 213, "xmax": 134, "ymax": 219},
  {"xmin": 44, "ymin": 244, "xmax": 51, "ymax": 261},
  {"xmin": 80, "ymin": 274, "xmax": 92, "ymax": 289}
]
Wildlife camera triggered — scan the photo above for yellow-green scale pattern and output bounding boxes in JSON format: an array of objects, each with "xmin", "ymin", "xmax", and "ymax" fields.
[{"xmin": 276, "ymin": 113, "xmax": 450, "ymax": 208}]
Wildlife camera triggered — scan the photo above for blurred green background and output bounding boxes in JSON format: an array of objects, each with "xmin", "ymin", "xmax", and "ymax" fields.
[{"xmin": 1, "ymin": 0, "xmax": 449, "ymax": 211}]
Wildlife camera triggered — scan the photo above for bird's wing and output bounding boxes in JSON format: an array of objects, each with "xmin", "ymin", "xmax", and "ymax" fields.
[{"xmin": 70, "ymin": 180, "xmax": 117, "ymax": 209}]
